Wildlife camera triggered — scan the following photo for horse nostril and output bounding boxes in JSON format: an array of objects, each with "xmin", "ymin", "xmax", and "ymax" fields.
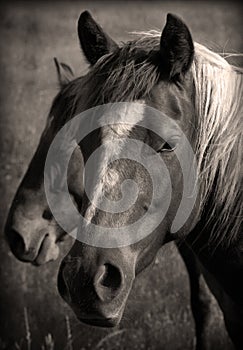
[
  {"xmin": 42, "ymin": 209, "xmax": 52, "ymax": 221},
  {"xmin": 94, "ymin": 263, "xmax": 123, "ymax": 301},
  {"xmin": 6, "ymin": 228, "xmax": 25, "ymax": 257},
  {"xmin": 100, "ymin": 264, "xmax": 122, "ymax": 290}
]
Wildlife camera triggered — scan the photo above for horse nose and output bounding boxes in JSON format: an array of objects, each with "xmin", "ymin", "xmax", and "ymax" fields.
[
  {"xmin": 94, "ymin": 263, "xmax": 123, "ymax": 302},
  {"xmin": 5, "ymin": 227, "xmax": 37, "ymax": 262}
]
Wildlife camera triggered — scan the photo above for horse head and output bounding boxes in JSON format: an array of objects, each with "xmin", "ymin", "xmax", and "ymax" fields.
[{"xmin": 57, "ymin": 12, "xmax": 199, "ymax": 326}]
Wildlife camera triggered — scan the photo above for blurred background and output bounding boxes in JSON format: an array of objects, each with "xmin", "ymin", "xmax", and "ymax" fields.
[{"xmin": 0, "ymin": 1, "xmax": 242, "ymax": 349}]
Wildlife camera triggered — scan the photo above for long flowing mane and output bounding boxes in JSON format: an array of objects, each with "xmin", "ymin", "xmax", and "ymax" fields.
[
  {"xmin": 59, "ymin": 31, "xmax": 242, "ymax": 247},
  {"xmin": 191, "ymin": 43, "xmax": 242, "ymax": 247}
]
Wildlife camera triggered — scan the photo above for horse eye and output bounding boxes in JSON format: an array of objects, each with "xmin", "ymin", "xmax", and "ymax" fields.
[{"xmin": 158, "ymin": 142, "xmax": 176, "ymax": 153}]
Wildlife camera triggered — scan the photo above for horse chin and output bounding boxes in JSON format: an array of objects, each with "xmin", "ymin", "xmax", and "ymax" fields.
[{"xmin": 69, "ymin": 298, "xmax": 125, "ymax": 328}]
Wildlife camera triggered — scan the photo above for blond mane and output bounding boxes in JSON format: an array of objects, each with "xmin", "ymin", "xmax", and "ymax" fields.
[{"xmin": 191, "ymin": 43, "xmax": 242, "ymax": 246}]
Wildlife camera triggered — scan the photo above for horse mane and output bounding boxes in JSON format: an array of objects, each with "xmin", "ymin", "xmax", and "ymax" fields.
[
  {"xmin": 61, "ymin": 31, "xmax": 242, "ymax": 247},
  {"xmin": 191, "ymin": 43, "xmax": 242, "ymax": 247}
]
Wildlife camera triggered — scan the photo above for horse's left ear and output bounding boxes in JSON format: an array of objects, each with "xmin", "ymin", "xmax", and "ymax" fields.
[
  {"xmin": 78, "ymin": 11, "xmax": 118, "ymax": 65},
  {"xmin": 160, "ymin": 14, "xmax": 194, "ymax": 80},
  {"xmin": 54, "ymin": 57, "xmax": 74, "ymax": 87}
]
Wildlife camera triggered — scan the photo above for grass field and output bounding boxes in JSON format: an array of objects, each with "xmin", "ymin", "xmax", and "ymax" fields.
[{"xmin": 0, "ymin": 1, "xmax": 242, "ymax": 349}]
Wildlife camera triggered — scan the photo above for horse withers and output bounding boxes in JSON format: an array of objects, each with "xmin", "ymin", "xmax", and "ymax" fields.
[{"xmin": 5, "ymin": 11, "xmax": 243, "ymax": 349}]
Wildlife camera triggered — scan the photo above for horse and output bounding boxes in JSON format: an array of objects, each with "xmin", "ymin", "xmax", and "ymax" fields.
[{"xmin": 5, "ymin": 11, "xmax": 243, "ymax": 349}]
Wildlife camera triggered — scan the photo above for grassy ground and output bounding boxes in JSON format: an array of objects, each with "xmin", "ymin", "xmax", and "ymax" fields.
[{"xmin": 0, "ymin": 1, "xmax": 242, "ymax": 349}]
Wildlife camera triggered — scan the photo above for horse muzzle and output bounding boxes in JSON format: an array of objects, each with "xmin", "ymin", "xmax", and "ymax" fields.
[{"xmin": 58, "ymin": 249, "xmax": 135, "ymax": 327}]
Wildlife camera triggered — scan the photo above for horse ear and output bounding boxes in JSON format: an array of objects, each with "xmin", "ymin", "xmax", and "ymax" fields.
[
  {"xmin": 78, "ymin": 11, "xmax": 118, "ymax": 65},
  {"xmin": 160, "ymin": 14, "xmax": 194, "ymax": 79},
  {"xmin": 54, "ymin": 57, "xmax": 74, "ymax": 87}
]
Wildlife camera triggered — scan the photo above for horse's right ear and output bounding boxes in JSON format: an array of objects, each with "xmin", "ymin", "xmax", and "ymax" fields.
[
  {"xmin": 54, "ymin": 57, "xmax": 74, "ymax": 87},
  {"xmin": 159, "ymin": 14, "xmax": 194, "ymax": 80},
  {"xmin": 78, "ymin": 11, "xmax": 118, "ymax": 65}
]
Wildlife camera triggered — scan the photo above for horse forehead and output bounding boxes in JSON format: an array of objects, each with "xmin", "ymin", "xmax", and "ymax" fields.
[
  {"xmin": 100, "ymin": 101, "xmax": 145, "ymax": 139},
  {"xmin": 84, "ymin": 102, "xmax": 147, "ymax": 221},
  {"xmin": 98, "ymin": 101, "xmax": 146, "ymax": 186}
]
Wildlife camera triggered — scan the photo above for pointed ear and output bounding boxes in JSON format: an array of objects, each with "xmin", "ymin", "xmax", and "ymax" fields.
[
  {"xmin": 160, "ymin": 14, "xmax": 194, "ymax": 80},
  {"xmin": 78, "ymin": 11, "xmax": 118, "ymax": 65},
  {"xmin": 54, "ymin": 57, "xmax": 74, "ymax": 87}
]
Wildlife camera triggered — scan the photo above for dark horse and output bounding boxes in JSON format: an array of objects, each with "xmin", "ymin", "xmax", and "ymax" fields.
[{"xmin": 5, "ymin": 11, "xmax": 243, "ymax": 349}]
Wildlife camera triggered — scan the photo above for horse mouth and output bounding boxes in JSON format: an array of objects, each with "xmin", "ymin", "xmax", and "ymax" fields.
[
  {"xmin": 74, "ymin": 303, "xmax": 125, "ymax": 328},
  {"xmin": 78, "ymin": 315, "xmax": 120, "ymax": 328},
  {"xmin": 32, "ymin": 233, "xmax": 50, "ymax": 265}
]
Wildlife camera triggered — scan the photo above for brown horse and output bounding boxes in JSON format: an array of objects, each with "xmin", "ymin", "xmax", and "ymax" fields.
[{"xmin": 5, "ymin": 11, "xmax": 243, "ymax": 349}]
